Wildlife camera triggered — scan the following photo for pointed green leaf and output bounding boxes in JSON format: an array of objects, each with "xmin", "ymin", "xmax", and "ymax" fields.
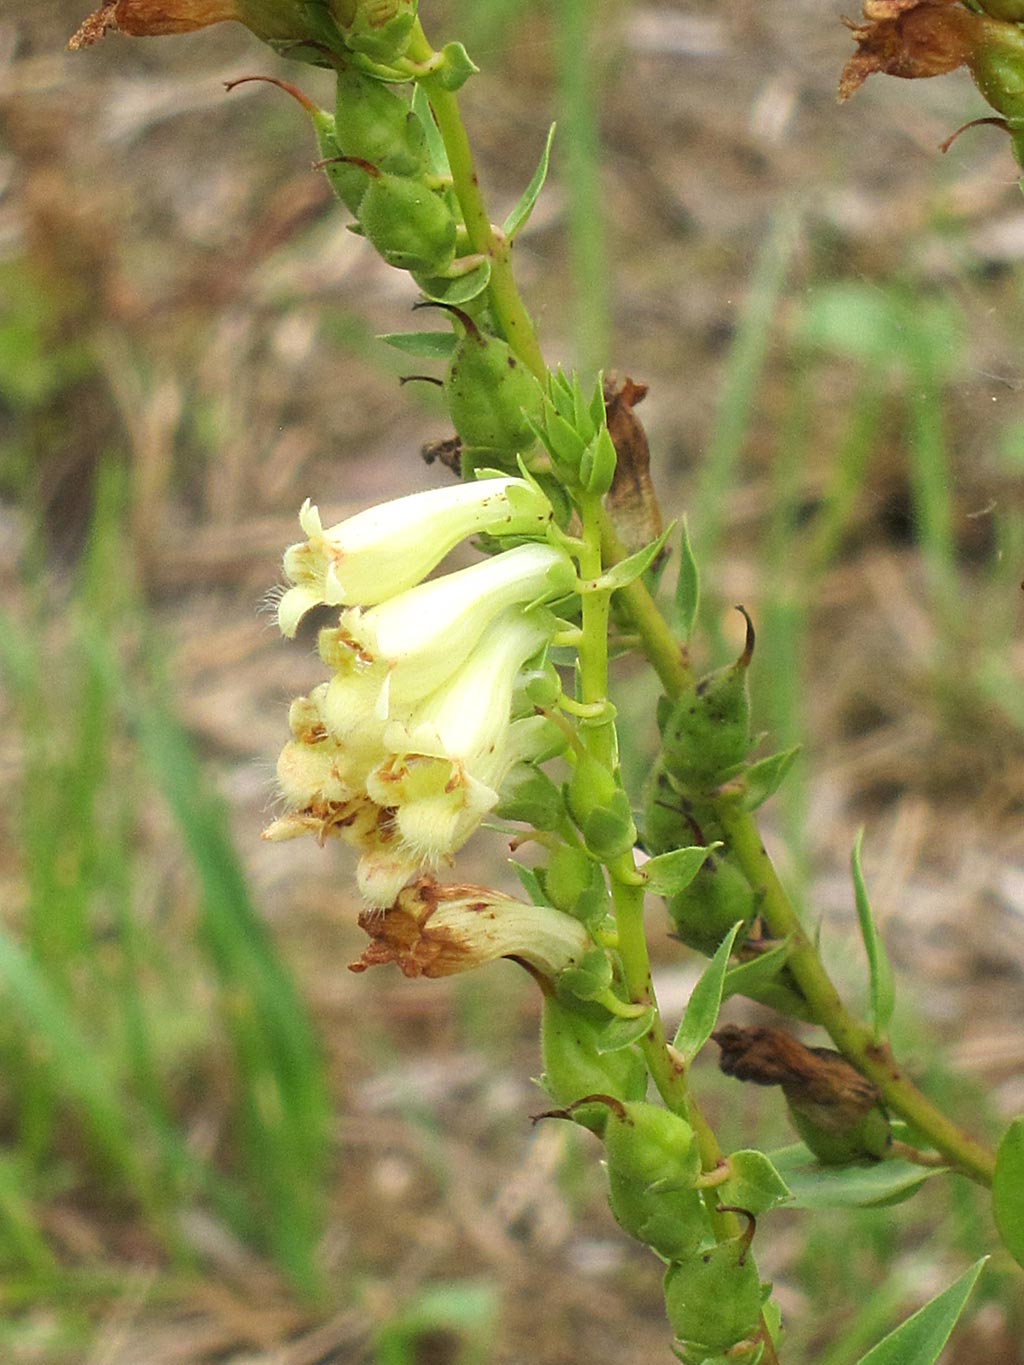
[
  {"xmin": 673, "ymin": 516, "xmax": 701, "ymax": 642},
  {"xmin": 412, "ymin": 258, "xmax": 491, "ymax": 306},
  {"xmin": 770, "ymin": 1143, "xmax": 940, "ymax": 1209},
  {"xmin": 721, "ymin": 1149, "xmax": 792, "ymax": 1216},
  {"xmin": 432, "ymin": 40, "xmax": 479, "ymax": 91},
  {"xmin": 742, "ymin": 746, "xmax": 801, "ymax": 811},
  {"xmin": 851, "ymin": 830, "xmax": 896, "ymax": 1043},
  {"xmin": 581, "ymin": 426, "xmax": 617, "ymax": 496},
  {"xmin": 644, "ymin": 844, "xmax": 716, "ymax": 898},
  {"xmin": 411, "ymin": 84, "xmax": 450, "ymax": 175},
  {"xmin": 378, "ymin": 330, "xmax": 456, "ymax": 360},
  {"xmin": 855, "ymin": 1258, "xmax": 986, "ymax": 1365},
  {"xmin": 720, "ymin": 940, "xmax": 791, "ymax": 1002},
  {"xmin": 502, "ymin": 123, "xmax": 556, "ymax": 241},
  {"xmin": 993, "ymin": 1117, "xmax": 1024, "ymax": 1268},
  {"xmin": 594, "ymin": 1007, "xmax": 658, "ymax": 1053},
  {"xmin": 599, "ymin": 522, "xmax": 676, "ymax": 594},
  {"xmin": 672, "ymin": 921, "xmax": 744, "ymax": 1063}
]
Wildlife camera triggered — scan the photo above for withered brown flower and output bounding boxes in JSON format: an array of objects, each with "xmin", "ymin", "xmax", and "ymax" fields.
[{"xmin": 839, "ymin": 0, "xmax": 984, "ymax": 100}]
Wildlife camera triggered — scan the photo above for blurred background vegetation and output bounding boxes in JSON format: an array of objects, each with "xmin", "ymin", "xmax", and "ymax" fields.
[{"xmin": 2, "ymin": 0, "xmax": 1024, "ymax": 1360}]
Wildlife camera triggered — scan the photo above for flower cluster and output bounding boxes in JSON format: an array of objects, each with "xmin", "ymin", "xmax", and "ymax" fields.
[{"xmin": 264, "ymin": 477, "xmax": 574, "ymax": 908}]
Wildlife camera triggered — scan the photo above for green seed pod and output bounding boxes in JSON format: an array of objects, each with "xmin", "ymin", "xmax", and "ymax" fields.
[
  {"xmin": 787, "ymin": 1092, "xmax": 893, "ymax": 1165},
  {"xmin": 663, "ymin": 1230, "xmax": 763, "ymax": 1355},
  {"xmin": 608, "ymin": 1167, "xmax": 709, "ymax": 1264},
  {"xmin": 334, "ymin": 63, "xmax": 427, "ymax": 176},
  {"xmin": 666, "ymin": 849, "xmax": 758, "ymax": 957},
  {"xmin": 661, "ymin": 609, "xmax": 755, "ymax": 793},
  {"xmin": 347, "ymin": 160, "xmax": 457, "ymax": 273},
  {"xmin": 566, "ymin": 754, "xmax": 638, "ymax": 861},
  {"xmin": 540, "ymin": 998, "xmax": 646, "ymax": 1133},
  {"xmin": 418, "ymin": 304, "xmax": 544, "ymax": 459},
  {"xmin": 601, "ymin": 1100, "xmax": 710, "ymax": 1261}
]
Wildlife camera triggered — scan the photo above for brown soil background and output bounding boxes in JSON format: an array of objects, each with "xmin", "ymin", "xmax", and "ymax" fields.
[{"xmin": 3, "ymin": 0, "xmax": 1024, "ymax": 1360}]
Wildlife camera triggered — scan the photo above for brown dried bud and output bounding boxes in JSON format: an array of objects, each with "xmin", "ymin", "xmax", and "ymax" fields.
[
  {"xmin": 713, "ymin": 1024, "xmax": 891, "ymax": 1163},
  {"xmin": 348, "ymin": 877, "xmax": 591, "ymax": 980},
  {"xmin": 70, "ymin": 0, "xmax": 329, "ymax": 46},
  {"xmin": 603, "ymin": 375, "xmax": 664, "ymax": 559},
  {"xmin": 838, "ymin": 0, "xmax": 983, "ymax": 101}
]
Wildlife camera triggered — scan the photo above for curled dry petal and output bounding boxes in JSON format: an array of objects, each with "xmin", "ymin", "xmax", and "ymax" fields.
[
  {"xmin": 839, "ymin": 0, "xmax": 981, "ymax": 100},
  {"xmin": 71, "ymin": 0, "xmax": 238, "ymax": 44},
  {"xmin": 349, "ymin": 877, "xmax": 591, "ymax": 979}
]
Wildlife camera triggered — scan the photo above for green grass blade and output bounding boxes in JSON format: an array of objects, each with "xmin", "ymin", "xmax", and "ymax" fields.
[
  {"xmin": 136, "ymin": 695, "xmax": 331, "ymax": 1294},
  {"xmin": 850, "ymin": 830, "xmax": 896, "ymax": 1044}
]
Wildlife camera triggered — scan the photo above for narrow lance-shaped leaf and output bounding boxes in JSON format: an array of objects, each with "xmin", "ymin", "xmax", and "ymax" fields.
[
  {"xmin": 855, "ymin": 1258, "xmax": 987, "ymax": 1365},
  {"xmin": 672, "ymin": 921, "xmax": 743, "ymax": 1063},
  {"xmin": 673, "ymin": 515, "xmax": 700, "ymax": 642},
  {"xmin": 851, "ymin": 829, "xmax": 896, "ymax": 1043},
  {"xmin": 503, "ymin": 123, "xmax": 557, "ymax": 241},
  {"xmin": 742, "ymin": 745, "xmax": 801, "ymax": 811},
  {"xmin": 993, "ymin": 1117, "xmax": 1024, "ymax": 1269},
  {"xmin": 770, "ymin": 1143, "xmax": 941, "ymax": 1210},
  {"xmin": 598, "ymin": 522, "xmax": 676, "ymax": 594},
  {"xmin": 379, "ymin": 330, "xmax": 457, "ymax": 360},
  {"xmin": 720, "ymin": 940, "xmax": 791, "ymax": 1002},
  {"xmin": 643, "ymin": 844, "xmax": 717, "ymax": 898},
  {"xmin": 412, "ymin": 83, "xmax": 450, "ymax": 175}
]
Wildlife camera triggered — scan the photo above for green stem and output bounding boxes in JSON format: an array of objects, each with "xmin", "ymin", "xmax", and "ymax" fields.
[
  {"xmin": 407, "ymin": 23, "xmax": 547, "ymax": 381},
  {"xmin": 714, "ymin": 797, "xmax": 996, "ymax": 1186}
]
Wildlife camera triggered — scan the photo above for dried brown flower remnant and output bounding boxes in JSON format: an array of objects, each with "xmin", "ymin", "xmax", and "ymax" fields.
[
  {"xmin": 68, "ymin": 0, "xmax": 341, "ymax": 46},
  {"xmin": 838, "ymin": 0, "xmax": 982, "ymax": 100},
  {"xmin": 604, "ymin": 375, "xmax": 664, "ymax": 558},
  {"xmin": 348, "ymin": 877, "xmax": 591, "ymax": 980},
  {"xmin": 713, "ymin": 1024, "xmax": 892, "ymax": 1162}
]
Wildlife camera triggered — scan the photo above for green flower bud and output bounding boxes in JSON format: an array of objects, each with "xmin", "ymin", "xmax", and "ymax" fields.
[
  {"xmin": 336, "ymin": 0, "xmax": 417, "ymax": 61},
  {"xmin": 334, "ymin": 63, "xmax": 427, "ymax": 176},
  {"xmin": 348, "ymin": 160, "xmax": 457, "ymax": 274},
  {"xmin": 568, "ymin": 755, "xmax": 638, "ymax": 861},
  {"xmin": 418, "ymin": 304, "xmax": 545, "ymax": 460},
  {"xmin": 661, "ymin": 608, "xmax": 755, "ymax": 792},
  {"xmin": 540, "ymin": 998, "xmax": 646, "ymax": 1133},
  {"xmin": 663, "ymin": 1230, "xmax": 762, "ymax": 1355},
  {"xmin": 544, "ymin": 844, "xmax": 595, "ymax": 915}
]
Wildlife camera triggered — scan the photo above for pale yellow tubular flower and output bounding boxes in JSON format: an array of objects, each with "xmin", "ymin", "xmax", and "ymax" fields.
[
  {"xmin": 342, "ymin": 542, "xmax": 574, "ymax": 711},
  {"xmin": 365, "ymin": 611, "xmax": 556, "ymax": 871},
  {"xmin": 276, "ymin": 477, "xmax": 553, "ymax": 637}
]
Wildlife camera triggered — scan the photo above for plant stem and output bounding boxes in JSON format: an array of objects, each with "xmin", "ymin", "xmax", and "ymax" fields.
[
  {"xmin": 714, "ymin": 796, "xmax": 996, "ymax": 1185},
  {"xmin": 407, "ymin": 23, "xmax": 547, "ymax": 381}
]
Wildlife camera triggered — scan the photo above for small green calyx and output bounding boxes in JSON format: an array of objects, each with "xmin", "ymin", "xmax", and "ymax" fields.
[
  {"xmin": 660, "ymin": 606, "xmax": 755, "ymax": 792},
  {"xmin": 335, "ymin": 0, "xmax": 417, "ymax": 62}
]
